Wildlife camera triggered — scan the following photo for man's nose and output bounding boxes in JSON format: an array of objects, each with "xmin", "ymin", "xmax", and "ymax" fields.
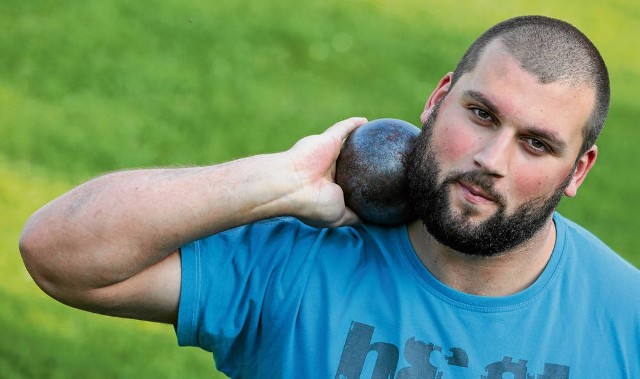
[{"xmin": 472, "ymin": 130, "xmax": 513, "ymax": 177}]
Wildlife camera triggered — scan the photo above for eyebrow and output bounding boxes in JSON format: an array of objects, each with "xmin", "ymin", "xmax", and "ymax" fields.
[
  {"xmin": 463, "ymin": 90, "xmax": 569, "ymax": 154},
  {"xmin": 465, "ymin": 90, "xmax": 501, "ymax": 116}
]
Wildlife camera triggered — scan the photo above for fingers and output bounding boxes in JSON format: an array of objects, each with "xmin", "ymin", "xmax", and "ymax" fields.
[
  {"xmin": 320, "ymin": 209, "xmax": 360, "ymax": 229},
  {"xmin": 337, "ymin": 208, "xmax": 361, "ymax": 227},
  {"xmin": 324, "ymin": 117, "xmax": 368, "ymax": 141}
]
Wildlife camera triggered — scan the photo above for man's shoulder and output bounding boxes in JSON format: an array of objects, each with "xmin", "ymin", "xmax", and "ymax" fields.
[
  {"xmin": 555, "ymin": 213, "xmax": 606, "ymax": 244},
  {"xmin": 555, "ymin": 212, "xmax": 640, "ymax": 285},
  {"xmin": 247, "ymin": 217, "xmax": 399, "ymax": 242}
]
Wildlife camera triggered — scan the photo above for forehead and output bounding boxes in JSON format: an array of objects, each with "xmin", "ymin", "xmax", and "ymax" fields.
[{"xmin": 452, "ymin": 41, "xmax": 596, "ymax": 153}]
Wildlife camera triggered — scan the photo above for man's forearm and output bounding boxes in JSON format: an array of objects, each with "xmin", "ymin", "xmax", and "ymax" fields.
[{"xmin": 19, "ymin": 152, "xmax": 298, "ymax": 295}]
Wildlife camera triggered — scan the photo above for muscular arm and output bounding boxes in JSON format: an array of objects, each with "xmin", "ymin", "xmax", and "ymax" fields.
[{"xmin": 19, "ymin": 117, "xmax": 367, "ymax": 324}]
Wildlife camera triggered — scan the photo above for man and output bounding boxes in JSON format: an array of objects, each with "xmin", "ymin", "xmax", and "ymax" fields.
[{"xmin": 19, "ymin": 15, "xmax": 640, "ymax": 378}]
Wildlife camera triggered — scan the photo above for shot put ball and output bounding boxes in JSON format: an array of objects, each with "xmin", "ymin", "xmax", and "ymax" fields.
[{"xmin": 335, "ymin": 118, "xmax": 420, "ymax": 225}]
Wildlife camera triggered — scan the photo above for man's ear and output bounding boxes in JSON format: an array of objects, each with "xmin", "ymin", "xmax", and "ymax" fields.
[
  {"xmin": 420, "ymin": 72, "xmax": 453, "ymax": 125},
  {"xmin": 564, "ymin": 145, "xmax": 598, "ymax": 198}
]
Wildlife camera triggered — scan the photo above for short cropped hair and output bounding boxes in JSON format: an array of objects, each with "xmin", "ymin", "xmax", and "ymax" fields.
[{"xmin": 451, "ymin": 15, "xmax": 610, "ymax": 158}]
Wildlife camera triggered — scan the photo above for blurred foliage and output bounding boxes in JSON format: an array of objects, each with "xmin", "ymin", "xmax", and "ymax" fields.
[{"xmin": 1, "ymin": 0, "xmax": 638, "ymax": 378}]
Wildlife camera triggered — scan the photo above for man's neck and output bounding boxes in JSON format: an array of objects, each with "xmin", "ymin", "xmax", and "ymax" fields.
[{"xmin": 407, "ymin": 218, "xmax": 557, "ymax": 296}]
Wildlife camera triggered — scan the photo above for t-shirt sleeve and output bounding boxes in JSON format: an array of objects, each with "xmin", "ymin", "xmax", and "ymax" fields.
[{"xmin": 175, "ymin": 217, "xmax": 326, "ymax": 368}]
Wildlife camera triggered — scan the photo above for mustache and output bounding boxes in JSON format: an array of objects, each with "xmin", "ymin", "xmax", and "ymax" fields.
[{"xmin": 442, "ymin": 170, "xmax": 506, "ymax": 207}]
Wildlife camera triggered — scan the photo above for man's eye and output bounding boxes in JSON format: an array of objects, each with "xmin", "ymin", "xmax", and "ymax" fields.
[
  {"xmin": 524, "ymin": 137, "xmax": 549, "ymax": 153},
  {"xmin": 473, "ymin": 108, "xmax": 493, "ymax": 121}
]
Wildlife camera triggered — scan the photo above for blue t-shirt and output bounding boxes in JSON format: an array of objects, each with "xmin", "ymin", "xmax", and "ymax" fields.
[{"xmin": 176, "ymin": 213, "xmax": 640, "ymax": 378}]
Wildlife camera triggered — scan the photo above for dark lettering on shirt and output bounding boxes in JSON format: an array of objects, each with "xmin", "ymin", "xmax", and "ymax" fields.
[{"xmin": 335, "ymin": 321, "xmax": 569, "ymax": 379}]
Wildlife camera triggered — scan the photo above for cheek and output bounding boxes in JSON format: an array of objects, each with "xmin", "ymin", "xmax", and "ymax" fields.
[
  {"xmin": 511, "ymin": 166, "xmax": 572, "ymax": 201},
  {"xmin": 513, "ymin": 173, "xmax": 550, "ymax": 200},
  {"xmin": 433, "ymin": 125, "xmax": 478, "ymax": 165}
]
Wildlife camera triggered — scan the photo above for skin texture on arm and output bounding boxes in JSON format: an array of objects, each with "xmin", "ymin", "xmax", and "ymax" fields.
[{"xmin": 19, "ymin": 117, "xmax": 367, "ymax": 324}]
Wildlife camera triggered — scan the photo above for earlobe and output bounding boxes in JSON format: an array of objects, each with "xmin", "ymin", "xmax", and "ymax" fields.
[
  {"xmin": 564, "ymin": 145, "xmax": 598, "ymax": 198},
  {"xmin": 420, "ymin": 72, "xmax": 453, "ymax": 125}
]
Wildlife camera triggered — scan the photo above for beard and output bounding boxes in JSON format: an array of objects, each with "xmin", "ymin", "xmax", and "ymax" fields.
[{"xmin": 406, "ymin": 103, "xmax": 574, "ymax": 257}]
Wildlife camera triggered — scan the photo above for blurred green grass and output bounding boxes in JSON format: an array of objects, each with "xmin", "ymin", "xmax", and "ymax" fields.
[{"xmin": 1, "ymin": 0, "xmax": 638, "ymax": 378}]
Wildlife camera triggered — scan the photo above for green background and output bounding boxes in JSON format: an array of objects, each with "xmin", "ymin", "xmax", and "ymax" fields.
[{"xmin": 2, "ymin": 0, "xmax": 638, "ymax": 377}]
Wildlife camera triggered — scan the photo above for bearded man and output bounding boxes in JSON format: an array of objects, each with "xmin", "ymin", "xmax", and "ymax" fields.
[{"xmin": 20, "ymin": 15, "xmax": 639, "ymax": 378}]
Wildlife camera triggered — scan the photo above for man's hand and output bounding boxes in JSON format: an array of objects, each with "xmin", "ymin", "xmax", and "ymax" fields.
[{"xmin": 285, "ymin": 117, "xmax": 368, "ymax": 228}]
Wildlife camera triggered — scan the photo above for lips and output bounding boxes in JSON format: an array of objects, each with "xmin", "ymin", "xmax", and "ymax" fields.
[{"xmin": 458, "ymin": 180, "xmax": 496, "ymax": 204}]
